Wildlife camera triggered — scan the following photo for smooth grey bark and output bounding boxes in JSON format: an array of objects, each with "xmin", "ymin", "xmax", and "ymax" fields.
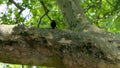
[{"xmin": 56, "ymin": 0, "xmax": 88, "ymax": 30}]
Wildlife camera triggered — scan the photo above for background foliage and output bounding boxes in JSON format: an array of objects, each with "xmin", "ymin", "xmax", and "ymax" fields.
[
  {"xmin": 0, "ymin": 0, "xmax": 120, "ymax": 32},
  {"xmin": 0, "ymin": 0, "xmax": 66, "ymax": 29},
  {"xmin": 80, "ymin": 0, "xmax": 120, "ymax": 33}
]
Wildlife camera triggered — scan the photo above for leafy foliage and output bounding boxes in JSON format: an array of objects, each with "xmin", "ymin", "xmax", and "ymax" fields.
[
  {"xmin": 0, "ymin": 0, "xmax": 65, "ymax": 29},
  {"xmin": 0, "ymin": 0, "xmax": 120, "ymax": 32},
  {"xmin": 80, "ymin": 0, "xmax": 120, "ymax": 33}
]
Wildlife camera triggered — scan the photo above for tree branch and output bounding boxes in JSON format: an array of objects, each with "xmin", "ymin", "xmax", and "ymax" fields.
[
  {"xmin": 56, "ymin": 0, "xmax": 89, "ymax": 30},
  {"xmin": 0, "ymin": 25, "xmax": 120, "ymax": 68}
]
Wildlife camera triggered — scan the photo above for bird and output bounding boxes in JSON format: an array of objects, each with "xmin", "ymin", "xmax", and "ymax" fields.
[{"xmin": 50, "ymin": 20, "xmax": 56, "ymax": 29}]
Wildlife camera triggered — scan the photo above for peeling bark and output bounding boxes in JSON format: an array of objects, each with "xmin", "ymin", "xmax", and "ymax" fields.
[{"xmin": 0, "ymin": 25, "xmax": 120, "ymax": 68}]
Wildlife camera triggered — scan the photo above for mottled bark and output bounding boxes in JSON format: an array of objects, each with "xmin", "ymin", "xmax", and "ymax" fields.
[
  {"xmin": 56, "ymin": 0, "xmax": 88, "ymax": 30},
  {"xmin": 0, "ymin": 25, "xmax": 120, "ymax": 68}
]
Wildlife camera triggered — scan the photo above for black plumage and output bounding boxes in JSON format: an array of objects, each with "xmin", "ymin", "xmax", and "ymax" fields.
[{"xmin": 51, "ymin": 20, "xmax": 56, "ymax": 29}]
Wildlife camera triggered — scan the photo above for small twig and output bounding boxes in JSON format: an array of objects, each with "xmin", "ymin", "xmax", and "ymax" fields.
[
  {"xmin": 38, "ymin": 1, "xmax": 52, "ymax": 27},
  {"xmin": 40, "ymin": 1, "xmax": 51, "ymax": 20},
  {"xmin": 9, "ymin": 0, "xmax": 25, "ymax": 10},
  {"xmin": 22, "ymin": 65, "xmax": 24, "ymax": 68},
  {"xmin": 9, "ymin": 0, "xmax": 25, "ymax": 23}
]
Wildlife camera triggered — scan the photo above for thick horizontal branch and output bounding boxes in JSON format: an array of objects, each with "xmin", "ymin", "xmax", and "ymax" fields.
[{"xmin": 0, "ymin": 24, "xmax": 120, "ymax": 68}]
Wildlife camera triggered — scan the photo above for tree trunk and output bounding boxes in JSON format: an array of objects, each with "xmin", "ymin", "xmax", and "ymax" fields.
[{"xmin": 0, "ymin": 0, "xmax": 120, "ymax": 68}]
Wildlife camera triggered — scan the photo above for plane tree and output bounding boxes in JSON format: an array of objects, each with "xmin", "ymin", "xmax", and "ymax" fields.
[{"xmin": 0, "ymin": 0, "xmax": 120, "ymax": 68}]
